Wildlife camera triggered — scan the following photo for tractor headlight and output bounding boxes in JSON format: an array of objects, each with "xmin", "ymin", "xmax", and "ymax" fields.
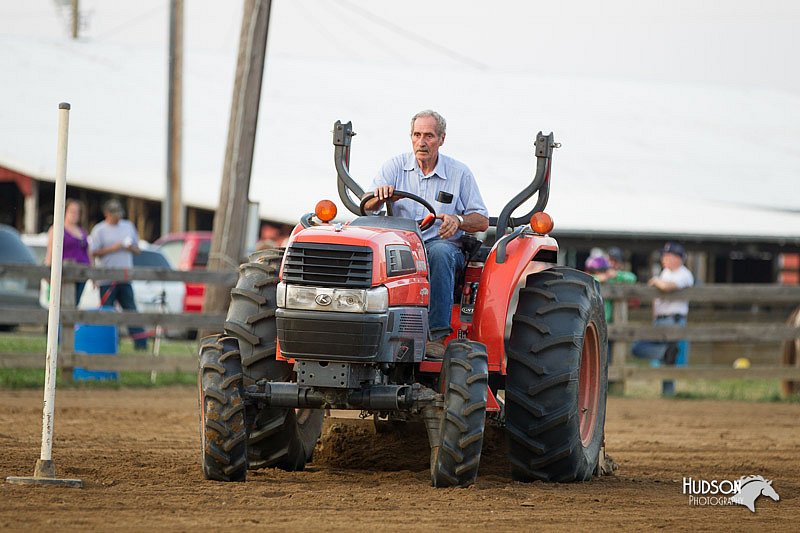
[
  {"xmin": 276, "ymin": 282, "xmax": 287, "ymax": 308},
  {"xmin": 364, "ymin": 286, "xmax": 389, "ymax": 313},
  {"xmin": 281, "ymin": 284, "xmax": 388, "ymax": 313}
]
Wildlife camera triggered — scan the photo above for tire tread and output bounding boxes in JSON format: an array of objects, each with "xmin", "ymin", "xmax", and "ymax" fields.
[{"xmin": 505, "ymin": 266, "xmax": 608, "ymax": 483}]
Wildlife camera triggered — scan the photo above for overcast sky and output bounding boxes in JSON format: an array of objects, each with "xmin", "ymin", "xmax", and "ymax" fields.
[
  {"xmin": 2, "ymin": 1, "xmax": 798, "ymax": 229},
  {"xmin": 4, "ymin": 0, "xmax": 798, "ymax": 92}
]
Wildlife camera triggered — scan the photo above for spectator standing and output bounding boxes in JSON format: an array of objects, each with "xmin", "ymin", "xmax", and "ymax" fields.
[
  {"xmin": 632, "ymin": 242, "xmax": 694, "ymax": 366},
  {"xmin": 89, "ymin": 199, "xmax": 147, "ymax": 351},
  {"xmin": 606, "ymin": 248, "xmax": 636, "ymax": 282},
  {"xmin": 45, "ymin": 198, "xmax": 91, "ymax": 304},
  {"xmin": 606, "ymin": 248, "xmax": 637, "ymax": 365},
  {"xmin": 586, "ymin": 248, "xmax": 637, "ymax": 363}
]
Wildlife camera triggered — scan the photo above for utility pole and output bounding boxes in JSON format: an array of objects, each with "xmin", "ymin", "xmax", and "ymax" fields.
[
  {"xmin": 203, "ymin": 0, "xmax": 272, "ymax": 321},
  {"xmin": 164, "ymin": 0, "xmax": 184, "ymax": 237},
  {"xmin": 71, "ymin": 0, "xmax": 79, "ymax": 39}
]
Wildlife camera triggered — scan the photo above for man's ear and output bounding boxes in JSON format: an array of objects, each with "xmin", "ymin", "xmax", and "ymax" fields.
[{"xmin": 439, "ymin": 133, "xmax": 446, "ymax": 146}]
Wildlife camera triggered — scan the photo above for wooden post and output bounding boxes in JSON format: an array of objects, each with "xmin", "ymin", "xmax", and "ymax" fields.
[
  {"xmin": 609, "ymin": 298, "xmax": 629, "ymax": 395},
  {"xmin": 186, "ymin": 206, "xmax": 197, "ymax": 231},
  {"xmin": 71, "ymin": 0, "xmax": 79, "ymax": 40},
  {"xmin": 24, "ymin": 180, "xmax": 39, "ymax": 234},
  {"xmin": 203, "ymin": 0, "xmax": 273, "ymax": 331},
  {"xmin": 164, "ymin": 0, "xmax": 184, "ymax": 236}
]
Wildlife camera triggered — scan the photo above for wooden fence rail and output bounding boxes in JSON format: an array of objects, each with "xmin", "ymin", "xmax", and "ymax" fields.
[
  {"xmin": 4, "ymin": 308, "xmax": 226, "ymax": 329},
  {"xmin": 0, "ymin": 263, "xmax": 237, "ymax": 376},
  {"xmin": 1, "ymin": 262, "xmax": 799, "ymax": 391},
  {"xmin": 601, "ymin": 283, "xmax": 800, "ymax": 392},
  {"xmin": 602, "ymin": 283, "xmax": 800, "ymax": 304},
  {"xmin": 0, "ymin": 263, "xmax": 238, "ymax": 284}
]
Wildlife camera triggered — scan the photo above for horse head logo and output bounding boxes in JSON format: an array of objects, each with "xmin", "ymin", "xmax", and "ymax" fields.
[{"xmin": 730, "ymin": 475, "xmax": 780, "ymax": 513}]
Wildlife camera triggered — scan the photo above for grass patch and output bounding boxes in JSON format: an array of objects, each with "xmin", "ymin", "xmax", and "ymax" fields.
[
  {"xmin": 4, "ymin": 332, "xmax": 800, "ymax": 401},
  {"xmin": 615, "ymin": 378, "xmax": 800, "ymax": 403},
  {"xmin": 0, "ymin": 367, "xmax": 196, "ymax": 389},
  {"xmin": 0, "ymin": 330, "xmax": 198, "ymax": 389},
  {"xmin": 0, "ymin": 332, "xmax": 199, "ymax": 357},
  {"xmin": 673, "ymin": 379, "xmax": 796, "ymax": 403}
]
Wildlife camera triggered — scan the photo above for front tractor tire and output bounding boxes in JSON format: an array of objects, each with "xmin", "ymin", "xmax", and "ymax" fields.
[
  {"xmin": 505, "ymin": 266, "xmax": 608, "ymax": 482},
  {"xmin": 199, "ymin": 335, "xmax": 247, "ymax": 482},
  {"xmin": 430, "ymin": 340, "xmax": 489, "ymax": 488},
  {"xmin": 224, "ymin": 248, "xmax": 323, "ymax": 471}
]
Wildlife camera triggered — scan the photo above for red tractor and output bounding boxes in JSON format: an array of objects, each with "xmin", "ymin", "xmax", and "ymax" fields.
[{"xmin": 199, "ymin": 121, "xmax": 608, "ymax": 486}]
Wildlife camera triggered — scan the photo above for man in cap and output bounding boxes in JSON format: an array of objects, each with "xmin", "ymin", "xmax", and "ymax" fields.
[
  {"xmin": 632, "ymin": 242, "xmax": 693, "ymax": 365},
  {"xmin": 607, "ymin": 247, "xmax": 625, "ymax": 273},
  {"xmin": 89, "ymin": 199, "xmax": 147, "ymax": 350}
]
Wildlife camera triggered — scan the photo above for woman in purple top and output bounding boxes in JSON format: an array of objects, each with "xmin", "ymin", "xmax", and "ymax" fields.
[{"xmin": 46, "ymin": 199, "xmax": 91, "ymax": 303}]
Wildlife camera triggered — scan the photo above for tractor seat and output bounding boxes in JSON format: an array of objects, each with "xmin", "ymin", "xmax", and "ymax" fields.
[{"xmin": 349, "ymin": 216, "xmax": 424, "ymax": 243}]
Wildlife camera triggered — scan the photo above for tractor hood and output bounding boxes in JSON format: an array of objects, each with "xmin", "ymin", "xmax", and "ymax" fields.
[{"xmin": 280, "ymin": 221, "xmax": 429, "ymax": 291}]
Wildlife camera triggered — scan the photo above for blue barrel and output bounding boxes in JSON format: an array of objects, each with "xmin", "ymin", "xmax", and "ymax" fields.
[{"xmin": 73, "ymin": 314, "xmax": 119, "ymax": 381}]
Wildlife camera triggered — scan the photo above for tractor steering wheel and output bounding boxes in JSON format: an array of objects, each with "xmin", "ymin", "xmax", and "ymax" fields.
[{"xmin": 359, "ymin": 190, "xmax": 437, "ymax": 231}]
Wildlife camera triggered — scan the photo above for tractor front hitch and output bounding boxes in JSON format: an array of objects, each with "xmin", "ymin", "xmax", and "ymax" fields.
[{"xmin": 244, "ymin": 380, "xmax": 443, "ymax": 412}]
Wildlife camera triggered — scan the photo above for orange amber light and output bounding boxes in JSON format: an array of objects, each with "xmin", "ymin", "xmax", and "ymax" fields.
[
  {"xmin": 530, "ymin": 211, "xmax": 554, "ymax": 234},
  {"xmin": 315, "ymin": 200, "xmax": 338, "ymax": 222}
]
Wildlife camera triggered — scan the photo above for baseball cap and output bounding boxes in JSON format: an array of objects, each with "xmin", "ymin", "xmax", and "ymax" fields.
[
  {"xmin": 103, "ymin": 198, "xmax": 125, "ymax": 216},
  {"xmin": 608, "ymin": 247, "xmax": 623, "ymax": 262},
  {"xmin": 661, "ymin": 242, "xmax": 685, "ymax": 258},
  {"xmin": 585, "ymin": 255, "xmax": 610, "ymax": 272}
]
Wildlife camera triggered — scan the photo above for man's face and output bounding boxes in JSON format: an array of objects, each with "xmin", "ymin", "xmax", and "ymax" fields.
[
  {"xmin": 661, "ymin": 252, "xmax": 683, "ymax": 270},
  {"xmin": 411, "ymin": 116, "xmax": 444, "ymax": 169},
  {"xmin": 104, "ymin": 210, "xmax": 121, "ymax": 224}
]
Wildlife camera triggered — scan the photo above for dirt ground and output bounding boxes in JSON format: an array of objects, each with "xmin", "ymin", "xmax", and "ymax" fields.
[{"xmin": 0, "ymin": 387, "xmax": 797, "ymax": 531}]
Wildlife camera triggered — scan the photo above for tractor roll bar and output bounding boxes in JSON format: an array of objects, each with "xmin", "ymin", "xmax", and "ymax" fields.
[
  {"xmin": 333, "ymin": 120, "xmax": 367, "ymax": 216},
  {"xmin": 492, "ymin": 132, "xmax": 559, "ymax": 237},
  {"xmin": 332, "ymin": 121, "xmax": 559, "ymax": 229}
]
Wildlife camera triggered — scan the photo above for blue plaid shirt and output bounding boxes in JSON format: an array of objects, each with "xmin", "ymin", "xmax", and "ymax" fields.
[{"xmin": 369, "ymin": 152, "xmax": 489, "ymax": 242}]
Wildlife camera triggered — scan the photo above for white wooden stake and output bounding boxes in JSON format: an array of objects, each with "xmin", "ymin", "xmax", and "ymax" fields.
[{"xmin": 6, "ymin": 103, "xmax": 82, "ymax": 488}]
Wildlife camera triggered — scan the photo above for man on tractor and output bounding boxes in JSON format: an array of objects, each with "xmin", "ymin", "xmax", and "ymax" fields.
[
  {"xmin": 199, "ymin": 117, "xmax": 609, "ymax": 487},
  {"xmin": 363, "ymin": 110, "xmax": 489, "ymax": 358}
]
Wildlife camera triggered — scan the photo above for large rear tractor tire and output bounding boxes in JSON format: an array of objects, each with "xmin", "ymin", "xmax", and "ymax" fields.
[
  {"xmin": 430, "ymin": 340, "xmax": 489, "ymax": 488},
  {"xmin": 224, "ymin": 248, "xmax": 323, "ymax": 471},
  {"xmin": 505, "ymin": 266, "xmax": 608, "ymax": 482},
  {"xmin": 198, "ymin": 335, "xmax": 247, "ymax": 482}
]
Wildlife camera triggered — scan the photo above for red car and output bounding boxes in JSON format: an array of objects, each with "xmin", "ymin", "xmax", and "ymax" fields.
[{"xmin": 154, "ymin": 231, "xmax": 212, "ymax": 314}]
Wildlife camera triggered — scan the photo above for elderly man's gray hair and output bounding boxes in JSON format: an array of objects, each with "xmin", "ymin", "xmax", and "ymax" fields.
[{"xmin": 410, "ymin": 110, "xmax": 446, "ymax": 138}]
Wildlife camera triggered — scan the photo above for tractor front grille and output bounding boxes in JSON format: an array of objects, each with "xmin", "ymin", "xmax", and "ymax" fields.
[
  {"xmin": 277, "ymin": 309, "xmax": 384, "ymax": 361},
  {"xmin": 283, "ymin": 242, "xmax": 372, "ymax": 288}
]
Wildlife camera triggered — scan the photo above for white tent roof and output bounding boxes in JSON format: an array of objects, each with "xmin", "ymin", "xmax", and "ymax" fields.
[{"xmin": 1, "ymin": 0, "xmax": 799, "ymax": 240}]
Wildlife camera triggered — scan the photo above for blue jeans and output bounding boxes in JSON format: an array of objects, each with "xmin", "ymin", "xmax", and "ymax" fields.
[
  {"xmin": 99, "ymin": 283, "xmax": 147, "ymax": 350},
  {"xmin": 631, "ymin": 314, "xmax": 687, "ymax": 362},
  {"xmin": 425, "ymin": 239, "xmax": 464, "ymax": 341}
]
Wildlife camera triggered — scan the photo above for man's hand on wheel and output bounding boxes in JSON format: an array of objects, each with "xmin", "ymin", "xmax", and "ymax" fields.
[
  {"xmin": 374, "ymin": 185, "xmax": 396, "ymax": 203},
  {"xmin": 363, "ymin": 186, "xmax": 399, "ymax": 211}
]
